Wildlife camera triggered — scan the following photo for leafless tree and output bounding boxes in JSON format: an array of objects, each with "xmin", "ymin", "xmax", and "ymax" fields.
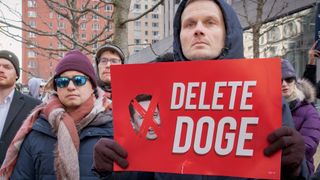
[
  {"xmin": 0, "ymin": 0, "xmax": 165, "ymax": 59},
  {"xmin": 237, "ymin": 0, "xmax": 289, "ymax": 58}
]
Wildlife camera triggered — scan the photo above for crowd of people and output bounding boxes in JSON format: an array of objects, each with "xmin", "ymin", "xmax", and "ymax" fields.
[{"xmin": 0, "ymin": 0, "xmax": 320, "ymax": 179}]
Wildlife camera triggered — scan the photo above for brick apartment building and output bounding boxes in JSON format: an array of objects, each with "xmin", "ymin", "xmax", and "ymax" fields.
[{"xmin": 22, "ymin": 0, "xmax": 114, "ymax": 84}]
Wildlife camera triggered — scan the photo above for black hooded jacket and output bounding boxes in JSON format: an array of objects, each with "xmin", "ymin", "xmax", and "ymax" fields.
[{"xmin": 173, "ymin": 0, "xmax": 244, "ymax": 61}]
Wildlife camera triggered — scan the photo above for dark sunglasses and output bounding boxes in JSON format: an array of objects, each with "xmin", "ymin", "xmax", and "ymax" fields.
[
  {"xmin": 282, "ymin": 77, "xmax": 295, "ymax": 84},
  {"xmin": 55, "ymin": 75, "xmax": 88, "ymax": 88}
]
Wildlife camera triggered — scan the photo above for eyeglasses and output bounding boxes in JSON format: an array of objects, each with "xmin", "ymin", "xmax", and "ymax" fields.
[
  {"xmin": 55, "ymin": 75, "xmax": 88, "ymax": 88},
  {"xmin": 282, "ymin": 77, "xmax": 295, "ymax": 84},
  {"xmin": 99, "ymin": 58, "xmax": 121, "ymax": 65}
]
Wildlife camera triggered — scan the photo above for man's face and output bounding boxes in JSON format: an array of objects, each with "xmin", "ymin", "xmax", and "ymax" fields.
[
  {"xmin": 180, "ymin": 0, "xmax": 226, "ymax": 60},
  {"xmin": 97, "ymin": 50, "xmax": 121, "ymax": 83},
  {"xmin": 132, "ymin": 100, "xmax": 161, "ymax": 140},
  {"xmin": 56, "ymin": 70, "xmax": 94, "ymax": 112},
  {"xmin": 0, "ymin": 58, "xmax": 17, "ymax": 89}
]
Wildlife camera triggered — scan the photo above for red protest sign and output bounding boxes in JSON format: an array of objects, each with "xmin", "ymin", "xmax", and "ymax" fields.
[{"xmin": 111, "ymin": 58, "xmax": 282, "ymax": 179}]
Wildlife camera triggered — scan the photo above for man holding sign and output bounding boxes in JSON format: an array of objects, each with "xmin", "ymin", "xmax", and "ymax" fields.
[{"xmin": 93, "ymin": 0, "xmax": 307, "ymax": 179}]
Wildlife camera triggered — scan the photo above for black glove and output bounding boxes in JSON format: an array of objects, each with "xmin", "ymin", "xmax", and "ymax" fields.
[
  {"xmin": 264, "ymin": 126, "xmax": 305, "ymax": 179},
  {"xmin": 93, "ymin": 138, "xmax": 129, "ymax": 172}
]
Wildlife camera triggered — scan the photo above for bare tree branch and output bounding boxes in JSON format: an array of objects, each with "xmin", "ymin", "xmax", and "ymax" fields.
[{"xmin": 120, "ymin": 0, "xmax": 164, "ymax": 25}]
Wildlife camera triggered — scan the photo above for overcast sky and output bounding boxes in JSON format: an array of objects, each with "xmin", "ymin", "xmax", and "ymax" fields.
[{"xmin": 0, "ymin": 0, "xmax": 22, "ymax": 60}]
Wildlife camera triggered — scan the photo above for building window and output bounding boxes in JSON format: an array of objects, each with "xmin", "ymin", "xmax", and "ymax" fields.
[
  {"xmin": 27, "ymin": 44, "xmax": 35, "ymax": 48},
  {"xmin": 106, "ymin": 23, "xmax": 112, "ymax": 31},
  {"xmin": 81, "ymin": 23, "xmax": 86, "ymax": 30},
  {"xmin": 58, "ymin": 14, "xmax": 63, "ymax": 19},
  {"xmin": 81, "ymin": 33, "xmax": 86, "ymax": 40},
  {"xmin": 134, "ymin": 21, "xmax": 141, "ymax": 30},
  {"xmin": 82, "ymin": 14, "xmax": 86, "ymax": 20},
  {"xmin": 27, "ymin": 0, "xmax": 36, "ymax": 8},
  {"xmin": 92, "ymin": 14, "xmax": 99, "ymax": 20},
  {"xmin": 92, "ymin": 23, "xmax": 100, "ymax": 30},
  {"xmin": 152, "ymin": 39, "xmax": 158, "ymax": 44},
  {"xmin": 28, "ymin": 32, "xmax": 36, "ymax": 38},
  {"xmin": 152, "ymin": 31, "xmax": 159, "ymax": 36},
  {"xmin": 28, "ymin": 11, "xmax": 37, "ymax": 18},
  {"xmin": 145, "ymin": 22, "xmax": 148, "ymax": 26},
  {"xmin": 92, "ymin": 43, "xmax": 98, "ymax": 49},
  {"xmin": 134, "ymin": 39, "xmax": 141, "ymax": 44},
  {"xmin": 58, "ymin": 22, "xmax": 65, "ymax": 30},
  {"xmin": 152, "ymin": 14, "xmax": 159, "ymax": 19},
  {"xmin": 145, "ymin": 5, "xmax": 148, "ymax": 9},
  {"xmin": 58, "ymin": 42, "xmax": 64, "ymax": 49},
  {"xmin": 29, "ymin": 21, "xmax": 36, "ymax": 28},
  {"xmin": 267, "ymin": 27, "xmax": 280, "ymax": 42},
  {"xmin": 134, "ymin": 30, "xmax": 141, "ymax": 38},
  {"xmin": 105, "ymin": 5, "xmax": 113, "ymax": 11},
  {"xmin": 152, "ymin": 22, "xmax": 159, "ymax": 27},
  {"xmin": 93, "ymin": 4, "xmax": 99, "ymax": 11},
  {"xmin": 283, "ymin": 22, "xmax": 297, "ymax": 38},
  {"xmin": 28, "ymin": 51, "xmax": 36, "ymax": 58},
  {"xmin": 134, "ymin": 4, "xmax": 141, "ymax": 9},
  {"xmin": 145, "ymin": 31, "xmax": 148, "ymax": 35},
  {"xmin": 28, "ymin": 60, "xmax": 37, "ymax": 68}
]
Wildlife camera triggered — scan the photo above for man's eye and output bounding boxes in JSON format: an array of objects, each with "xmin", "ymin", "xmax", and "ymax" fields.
[
  {"xmin": 185, "ymin": 22, "xmax": 194, "ymax": 28},
  {"xmin": 3, "ymin": 65, "xmax": 13, "ymax": 69}
]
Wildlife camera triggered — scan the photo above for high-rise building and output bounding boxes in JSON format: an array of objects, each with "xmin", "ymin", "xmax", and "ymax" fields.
[
  {"xmin": 127, "ymin": 0, "xmax": 164, "ymax": 55},
  {"xmin": 21, "ymin": 0, "xmax": 113, "ymax": 84}
]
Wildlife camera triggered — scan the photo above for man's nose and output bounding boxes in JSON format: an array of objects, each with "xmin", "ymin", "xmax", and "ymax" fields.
[
  {"xmin": 194, "ymin": 22, "xmax": 205, "ymax": 36},
  {"xmin": 106, "ymin": 61, "xmax": 112, "ymax": 68},
  {"xmin": 67, "ymin": 80, "xmax": 76, "ymax": 90}
]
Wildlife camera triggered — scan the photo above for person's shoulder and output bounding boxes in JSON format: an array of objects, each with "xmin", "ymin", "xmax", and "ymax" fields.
[
  {"xmin": 31, "ymin": 115, "xmax": 56, "ymax": 137},
  {"xmin": 16, "ymin": 90, "xmax": 42, "ymax": 104}
]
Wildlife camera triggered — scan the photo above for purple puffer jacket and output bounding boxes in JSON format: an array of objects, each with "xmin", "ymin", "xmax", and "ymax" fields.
[{"xmin": 289, "ymin": 79, "xmax": 320, "ymax": 175}]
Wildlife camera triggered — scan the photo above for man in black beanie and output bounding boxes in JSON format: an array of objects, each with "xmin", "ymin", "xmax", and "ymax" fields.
[{"xmin": 0, "ymin": 50, "xmax": 41, "ymax": 165}]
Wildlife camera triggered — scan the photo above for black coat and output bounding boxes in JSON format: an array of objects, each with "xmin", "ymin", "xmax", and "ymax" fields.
[{"xmin": 0, "ymin": 90, "xmax": 41, "ymax": 165}]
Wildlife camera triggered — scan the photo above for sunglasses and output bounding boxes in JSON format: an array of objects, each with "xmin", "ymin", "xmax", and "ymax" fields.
[
  {"xmin": 282, "ymin": 77, "xmax": 295, "ymax": 84},
  {"xmin": 55, "ymin": 75, "xmax": 88, "ymax": 88}
]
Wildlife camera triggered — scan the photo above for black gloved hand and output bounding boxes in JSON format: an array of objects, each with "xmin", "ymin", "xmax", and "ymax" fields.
[
  {"xmin": 264, "ymin": 126, "xmax": 305, "ymax": 179},
  {"xmin": 93, "ymin": 138, "xmax": 129, "ymax": 172}
]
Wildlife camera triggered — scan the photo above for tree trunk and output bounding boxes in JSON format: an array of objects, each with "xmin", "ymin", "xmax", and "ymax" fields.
[{"xmin": 113, "ymin": 0, "xmax": 131, "ymax": 59}]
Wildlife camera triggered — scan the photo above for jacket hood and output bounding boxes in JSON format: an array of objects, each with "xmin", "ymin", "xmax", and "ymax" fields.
[
  {"xmin": 28, "ymin": 77, "xmax": 43, "ymax": 99},
  {"xmin": 296, "ymin": 79, "xmax": 316, "ymax": 103},
  {"xmin": 173, "ymin": 0, "xmax": 244, "ymax": 61}
]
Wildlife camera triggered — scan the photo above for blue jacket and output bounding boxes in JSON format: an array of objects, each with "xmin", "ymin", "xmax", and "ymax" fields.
[{"xmin": 11, "ymin": 112, "xmax": 113, "ymax": 180}]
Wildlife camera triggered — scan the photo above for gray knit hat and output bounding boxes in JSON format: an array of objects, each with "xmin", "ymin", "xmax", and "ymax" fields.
[
  {"xmin": 95, "ymin": 44, "xmax": 125, "ymax": 64},
  {"xmin": 0, "ymin": 50, "xmax": 20, "ymax": 79},
  {"xmin": 281, "ymin": 59, "xmax": 296, "ymax": 79}
]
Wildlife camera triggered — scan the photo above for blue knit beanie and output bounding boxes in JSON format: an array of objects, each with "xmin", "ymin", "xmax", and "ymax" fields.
[{"xmin": 281, "ymin": 59, "xmax": 296, "ymax": 79}]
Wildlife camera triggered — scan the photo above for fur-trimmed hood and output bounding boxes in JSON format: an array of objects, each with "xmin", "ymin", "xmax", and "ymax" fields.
[{"xmin": 295, "ymin": 78, "xmax": 316, "ymax": 103}]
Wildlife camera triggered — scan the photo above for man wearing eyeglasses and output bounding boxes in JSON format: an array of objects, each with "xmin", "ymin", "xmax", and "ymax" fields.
[
  {"xmin": 95, "ymin": 44, "xmax": 125, "ymax": 97},
  {"xmin": 0, "ymin": 50, "xmax": 114, "ymax": 179}
]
